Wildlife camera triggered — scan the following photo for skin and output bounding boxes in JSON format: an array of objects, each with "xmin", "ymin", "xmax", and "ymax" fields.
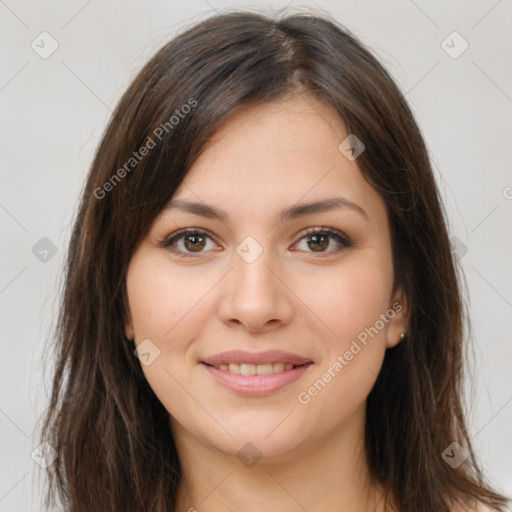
[{"xmin": 124, "ymin": 93, "xmax": 411, "ymax": 512}]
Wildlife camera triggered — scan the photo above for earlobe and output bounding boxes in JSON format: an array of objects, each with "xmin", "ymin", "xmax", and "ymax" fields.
[
  {"xmin": 385, "ymin": 287, "xmax": 410, "ymax": 349},
  {"xmin": 123, "ymin": 296, "xmax": 135, "ymax": 340},
  {"xmin": 124, "ymin": 315, "xmax": 135, "ymax": 341}
]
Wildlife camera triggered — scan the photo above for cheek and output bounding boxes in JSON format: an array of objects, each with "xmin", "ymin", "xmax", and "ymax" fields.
[
  {"xmin": 126, "ymin": 255, "xmax": 212, "ymax": 341},
  {"xmin": 126, "ymin": 256, "xmax": 214, "ymax": 417},
  {"xmin": 298, "ymin": 252, "xmax": 393, "ymax": 344},
  {"xmin": 295, "ymin": 260, "xmax": 392, "ymax": 418}
]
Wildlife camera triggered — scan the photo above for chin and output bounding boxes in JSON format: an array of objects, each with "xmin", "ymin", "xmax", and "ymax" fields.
[{"xmin": 207, "ymin": 416, "xmax": 310, "ymax": 461}]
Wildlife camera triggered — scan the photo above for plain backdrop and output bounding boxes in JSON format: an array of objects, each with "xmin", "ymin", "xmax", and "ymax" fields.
[{"xmin": 0, "ymin": 1, "xmax": 511, "ymax": 510}]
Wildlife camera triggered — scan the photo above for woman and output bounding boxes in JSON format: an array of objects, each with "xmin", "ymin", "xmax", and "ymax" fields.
[{"xmin": 38, "ymin": 9, "xmax": 510, "ymax": 512}]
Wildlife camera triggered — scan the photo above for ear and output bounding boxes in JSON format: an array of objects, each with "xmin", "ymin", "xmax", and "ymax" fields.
[
  {"xmin": 385, "ymin": 286, "xmax": 410, "ymax": 349},
  {"xmin": 124, "ymin": 310, "xmax": 135, "ymax": 341}
]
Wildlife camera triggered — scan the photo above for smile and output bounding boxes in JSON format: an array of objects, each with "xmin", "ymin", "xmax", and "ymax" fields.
[
  {"xmin": 210, "ymin": 362, "xmax": 296, "ymax": 375},
  {"xmin": 201, "ymin": 362, "xmax": 313, "ymax": 396}
]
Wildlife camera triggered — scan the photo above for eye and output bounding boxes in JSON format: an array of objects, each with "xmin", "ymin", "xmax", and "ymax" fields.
[
  {"xmin": 161, "ymin": 228, "xmax": 218, "ymax": 258},
  {"xmin": 161, "ymin": 226, "xmax": 350, "ymax": 258},
  {"xmin": 292, "ymin": 226, "xmax": 350, "ymax": 255}
]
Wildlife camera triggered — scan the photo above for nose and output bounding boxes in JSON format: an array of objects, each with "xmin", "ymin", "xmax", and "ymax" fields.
[{"xmin": 216, "ymin": 246, "xmax": 294, "ymax": 334}]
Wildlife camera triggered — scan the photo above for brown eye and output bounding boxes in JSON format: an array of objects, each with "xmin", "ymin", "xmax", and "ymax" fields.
[
  {"xmin": 182, "ymin": 234, "xmax": 206, "ymax": 252},
  {"xmin": 162, "ymin": 228, "xmax": 217, "ymax": 258},
  {"xmin": 307, "ymin": 233, "xmax": 330, "ymax": 252},
  {"xmin": 294, "ymin": 227, "xmax": 350, "ymax": 255}
]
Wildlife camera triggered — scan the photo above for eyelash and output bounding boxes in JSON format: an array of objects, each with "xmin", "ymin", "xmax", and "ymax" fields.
[{"xmin": 160, "ymin": 226, "xmax": 351, "ymax": 258}]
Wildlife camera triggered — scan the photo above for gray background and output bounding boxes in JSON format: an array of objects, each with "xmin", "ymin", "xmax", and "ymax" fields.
[{"xmin": 1, "ymin": 1, "xmax": 511, "ymax": 510}]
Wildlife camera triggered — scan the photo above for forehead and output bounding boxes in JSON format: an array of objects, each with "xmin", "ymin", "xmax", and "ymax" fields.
[
  {"xmin": 196, "ymin": 94, "xmax": 348, "ymax": 168},
  {"xmin": 170, "ymin": 94, "xmax": 386, "ymax": 228}
]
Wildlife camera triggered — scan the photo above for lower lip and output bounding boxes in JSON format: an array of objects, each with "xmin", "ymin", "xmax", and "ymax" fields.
[{"xmin": 201, "ymin": 363, "xmax": 313, "ymax": 396}]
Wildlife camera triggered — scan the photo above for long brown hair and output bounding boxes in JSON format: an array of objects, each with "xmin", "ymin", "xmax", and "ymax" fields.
[{"xmin": 38, "ymin": 8, "xmax": 510, "ymax": 512}]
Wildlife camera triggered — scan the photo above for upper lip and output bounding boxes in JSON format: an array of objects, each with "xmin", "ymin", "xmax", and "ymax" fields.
[{"xmin": 201, "ymin": 350, "xmax": 313, "ymax": 366}]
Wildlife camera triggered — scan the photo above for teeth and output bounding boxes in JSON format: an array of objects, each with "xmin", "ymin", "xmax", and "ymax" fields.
[{"xmin": 214, "ymin": 363, "xmax": 296, "ymax": 374}]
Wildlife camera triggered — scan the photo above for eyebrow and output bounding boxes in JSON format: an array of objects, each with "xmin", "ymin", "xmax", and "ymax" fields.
[{"xmin": 165, "ymin": 197, "xmax": 369, "ymax": 223}]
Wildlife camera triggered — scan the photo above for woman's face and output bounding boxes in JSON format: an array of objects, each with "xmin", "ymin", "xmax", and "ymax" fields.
[{"xmin": 124, "ymin": 93, "xmax": 408, "ymax": 460}]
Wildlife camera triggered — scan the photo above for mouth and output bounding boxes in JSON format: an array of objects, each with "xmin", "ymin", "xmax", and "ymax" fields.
[
  {"xmin": 202, "ymin": 362, "xmax": 307, "ymax": 375},
  {"xmin": 200, "ymin": 350, "xmax": 314, "ymax": 396},
  {"xmin": 201, "ymin": 349, "xmax": 313, "ymax": 368}
]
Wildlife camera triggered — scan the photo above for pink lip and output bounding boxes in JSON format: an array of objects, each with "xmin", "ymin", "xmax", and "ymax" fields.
[
  {"xmin": 201, "ymin": 349, "xmax": 313, "ymax": 366},
  {"xmin": 201, "ymin": 362, "xmax": 313, "ymax": 396}
]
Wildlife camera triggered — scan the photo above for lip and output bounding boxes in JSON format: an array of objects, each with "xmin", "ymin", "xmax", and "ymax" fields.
[
  {"xmin": 201, "ymin": 362, "xmax": 313, "ymax": 396},
  {"xmin": 201, "ymin": 350, "xmax": 313, "ymax": 366}
]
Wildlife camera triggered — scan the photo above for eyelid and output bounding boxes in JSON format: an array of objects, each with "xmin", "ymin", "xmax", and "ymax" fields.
[
  {"xmin": 161, "ymin": 227, "xmax": 219, "ymax": 251},
  {"xmin": 295, "ymin": 226, "xmax": 349, "ymax": 244},
  {"xmin": 162, "ymin": 227, "xmax": 216, "ymax": 243}
]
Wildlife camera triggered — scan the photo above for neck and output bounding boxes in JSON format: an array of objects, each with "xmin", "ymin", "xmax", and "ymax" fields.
[{"xmin": 172, "ymin": 403, "xmax": 390, "ymax": 512}]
